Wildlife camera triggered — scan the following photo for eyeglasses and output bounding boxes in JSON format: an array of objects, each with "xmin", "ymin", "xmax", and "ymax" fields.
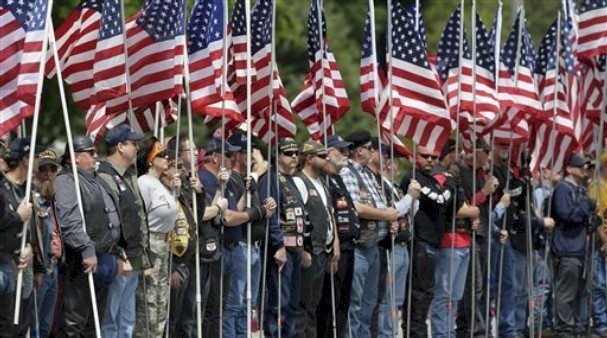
[
  {"xmin": 282, "ymin": 151, "xmax": 299, "ymax": 157},
  {"xmin": 315, "ymin": 153, "xmax": 329, "ymax": 160},
  {"xmin": 39, "ymin": 165, "xmax": 58, "ymax": 173},
  {"xmin": 418, "ymin": 153, "xmax": 438, "ymax": 160}
]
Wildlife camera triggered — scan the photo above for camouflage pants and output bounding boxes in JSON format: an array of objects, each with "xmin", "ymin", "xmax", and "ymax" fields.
[{"xmin": 134, "ymin": 237, "xmax": 169, "ymax": 338}]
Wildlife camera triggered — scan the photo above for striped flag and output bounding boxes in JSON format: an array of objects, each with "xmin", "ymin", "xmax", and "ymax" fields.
[
  {"xmin": 0, "ymin": 0, "xmax": 50, "ymax": 135},
  {"xmin": 379, "ymin": 2, "xmax": 452, "ymax": 152},
  {"xmin": 45, "ymin": 0, "xmax": 104, "ymax": 111},
  {"xmin": 187, "ymin": 0, "xmax": 242, "ymax": 122},
  {"xmin": 437, "ymin": 5, "xmax": 500, "ymax": 134},
  {"xmin": 100, "ymin": 0, "xmax": 186, "ymax": 115},
  {"xmin": 92, "ymin": 0, "xmax": 127, "ymax": 104},
  {"xmin": 292, "ymin": 0, "xmax": 350, "ymax": 141},
  {"xmin": 230, "ymin": 0, "xmax": 253, "ymax": 84},
  {"xmin": 359, "ymin": 9, "xmax": 382, "ymax": 117},
  {"xmin": 86, "ymin": 98, "xmax": 178, "ymax": 144},
  {"xmin": 578, "ymin": 0, "xmax": 607, "ymax": 60}
]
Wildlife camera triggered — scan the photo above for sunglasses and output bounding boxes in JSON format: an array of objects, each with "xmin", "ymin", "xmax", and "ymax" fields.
[
  {"xmin": 282, "ymin": 150, "xmax": 299, "ymax": 157},
  {"xmin": 156, "ymin": 151, "xmax": 168, "ymax": 159},
  {"xmin": 418, "ymin": 153, "xmax": 439, "ymax": 160},
  {"xmin": 77, "ymin": 149, "xmax": 97, "ymax": 157},
  {"xmin": 315, "ymin": 153, "xmax": 329, "ymax": 159},
  {"xmin": 39, "ymin": 165, "xmax": 58, "ymax": 173}
]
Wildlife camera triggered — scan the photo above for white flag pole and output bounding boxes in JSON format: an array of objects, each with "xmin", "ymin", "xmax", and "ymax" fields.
[{"xmin": 13, "ymin": 0, "xmax": 54, "ymax": 326}]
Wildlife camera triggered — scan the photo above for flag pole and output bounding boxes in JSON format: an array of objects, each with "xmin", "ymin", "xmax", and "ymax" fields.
[
  {"xmin": 180, "ymin": 1, "xmax": 204, "ymax": 336},
  {"xmin": 13, "ymin": 0, "xmax": 54, "ymax": 326},
  {"xmin": 316, "ymin": 0, "xmax": 329, "ymax": 148},
  {"xmin": 259, "ymin": 0, "xmax": 278, "ymax": 333},
  {"xmin": 244, "ymin": 0, "xmax": 254, "ymax": 336},
  {"xmin": 119, "ymin": 0, "xmax": 136, "ymax": 123},
  {"xmin": 484, "ymin": 2, "xmax": 502, "ymax": 335},
  {"xmin": 538, "ymin": 12, "xmax": 561, "ymax": 336},
  {"xmin": 384, "ymin": 1, "xmax": 398, "ymax": 336},
  {"xmin": 46, "ymin": 22, "xmax": 103, "ymax": 338}
]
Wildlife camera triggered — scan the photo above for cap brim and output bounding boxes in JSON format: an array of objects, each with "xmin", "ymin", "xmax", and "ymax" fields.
[
  {"xmin": 128, "ymin": 131, "xmax": 144, "ymax": 141},
  {"xmin": 328, "ymin": 140, "xmax": 351, "ymax": 149},
  {"xmin": 39, "ymin": 159, "xmax": 60, "ymax": 167}
]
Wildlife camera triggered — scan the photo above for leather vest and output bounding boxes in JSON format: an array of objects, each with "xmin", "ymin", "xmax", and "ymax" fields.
[
  {"xmin": 297, "ymin": 173, "xmax": 334, "ymax": 255},
  {"xmin": 0, "ymin": 174, "xmax": 27, "ymax": 262},
  {"xmin": 58, "ymin": 169, "xmax": 114, "ymax": 253},
  {"xmin": 329, "ymin": 175, "xmax": 359, "ymax": 249},
  {"xmin": 278, "ymin": 174, "xmax": 306, "ymax": 247},
  {"xmin": 97, "ymin": 162, "xmax": 143, "ymax": 260},
  {"xmin": 347, "ymin": 164, "xmax": 379, "ymax": 248}
]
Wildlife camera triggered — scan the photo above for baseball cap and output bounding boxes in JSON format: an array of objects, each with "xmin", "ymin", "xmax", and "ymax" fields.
[
  {"xmin": 204, "ymin": 138, "xmax": 240, "ymax": 155},
  {"xmin": 344, "ymin": 130, "xmax": 372, "ymax": 149},
  {"xmin": 227, "ymin": 132, "xmax": 247, "ymax": 149},
  {"xmin": 300, "ymin": 140, "xmax": 327, "ymax": 157},
  {"xmin": 567, "ymin": 154, "xmax": 586, "ymax": 168},
  {"xmin": 327, "ymin": 135, "xmax": 351, "ymax": 149},
  {"xmin": 6, "ymin": 138, "xmax": 43, "ymax": 161},
  {"xmin": 38, "ymin": 149, "xmax": 60, "ymax": 168},
  {"xmin": 278, "ymin": 137, "xmax": 298, "ymax": 153},
  {"xmin": 105, "ymin": 125, "xmax": 144, "ymax": 145}
]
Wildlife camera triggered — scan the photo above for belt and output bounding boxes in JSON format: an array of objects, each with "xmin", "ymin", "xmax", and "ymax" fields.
[
  {"xmin": 283, "ymin": 235, "xmax": 303, "ymax": 248},
  {"xmin": 149, "ymin": 232, "xmax": 169, "ymax": 242},
  {"xmin": 238, "ymin": 240, "xmax": 262, "ymax": 248}
]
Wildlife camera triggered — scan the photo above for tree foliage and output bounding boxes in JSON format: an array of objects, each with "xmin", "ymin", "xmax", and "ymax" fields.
[{"xmin": 36, "ymin": 0, "xmax": 563, "ymax": 147}]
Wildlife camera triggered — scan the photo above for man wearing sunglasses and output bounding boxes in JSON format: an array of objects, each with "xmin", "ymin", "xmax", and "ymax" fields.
[
  {"xmin": 291, "ymin": 140, "xmax": 336, "ymax": 337},
  {"xmin": 55, "ymin": 135, "xmax": 122, "ymax": 337},
  {"xmin": 258, "ymin": 137, "xmax": 306, "ymax": 337},
  {"xmin": 96, "ymin": 125, "xmax": 151, "ymax": 338},
  {"xmin": 340, "ymin": 130, "xmax": 399, "ymax": 337}
]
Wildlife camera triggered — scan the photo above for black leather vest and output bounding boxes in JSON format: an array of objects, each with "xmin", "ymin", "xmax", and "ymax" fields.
[
  {"xmin": 297, "ymin": 173, "xmax": 334, "ymax": 255},
  {"xmin": 58, "ymin": 169, "xmax": 114, "ymax": 253},
  {"xmin": 97, "ymin": 162, "xmax": 143, "ymax": 260},
  {"xmin": 0, "ymin": 174, "xmax": 27, "ymax": 262},
  {"xmin": 278, "ymin": 173, "xmax": 306, "ymax": 247},
  {"xmin": 346, "ymin": 164, "xmax": 379, "ymax": 248},
  {"xmin": 328, "ymin": 175, "xmax": 359, "ymax": 249}
]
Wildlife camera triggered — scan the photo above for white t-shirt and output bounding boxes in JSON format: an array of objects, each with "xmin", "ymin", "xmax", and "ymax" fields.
[{"xmin": 138, "ymin": 174, "xmax": 178, "ymax": 234}]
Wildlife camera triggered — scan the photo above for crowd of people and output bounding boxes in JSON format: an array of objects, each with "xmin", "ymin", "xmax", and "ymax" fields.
[{"xmin": 0, "ymin": 126, "xmax": 605, "ymax": 338}]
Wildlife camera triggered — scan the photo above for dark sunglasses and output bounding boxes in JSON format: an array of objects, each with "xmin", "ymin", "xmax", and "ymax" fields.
[
  {"xmin": 156, "ymin": 151, "xmax": 168, "ymax": 159},
  {"xmin": 39, "ymin": 165, "xmax": 58, "ymax": 173},
  {"xmin": 282, "ymin": 150, "xmax": 299, "ymax": 157},
  {"xmin": 315, "ymin": 153, "xmax": 329, "ymax": 159},
  {"xmin": 77, "ymin": 149, "xmax": 97, "ymax": 157},
  {"xmin": 418, "ymin": 153, "xmax": 438, "ymax": 160}
]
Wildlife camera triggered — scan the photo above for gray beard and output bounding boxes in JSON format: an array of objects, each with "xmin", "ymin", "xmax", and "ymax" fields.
[{"xmin": 35, "ymin": 179, "xmax": 55, "ymax": 199}]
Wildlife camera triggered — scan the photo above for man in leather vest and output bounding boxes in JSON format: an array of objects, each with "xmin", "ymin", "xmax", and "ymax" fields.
[
  {"xmin": 0, "ymin": 138, "xmax": 34, "ymax": 336},
  {"xmin": 316, "ymin": 135, "xmax": 357, "ymax": 337},
  {"xmin": 340, "ymin": 130, "xmax": 399, "ymax": 337},
  {"xmin": 259, "ymin": 137, "xmax": 307, "ymax": 337},
  {"xmin": 55, "ymin": 136, "xmax": 121, "ymax": 337},
  {"xmin": 97, "ymin": 125, "xmax": 151, "ymax": 337},
  {"xmin": 292, "ymin": 140, "xmax": 336, "ymax": 338}
]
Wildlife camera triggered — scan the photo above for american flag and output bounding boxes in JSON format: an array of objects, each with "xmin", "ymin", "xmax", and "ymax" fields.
[
  {"xmin": 359, "ymin": 10, "xmax": 382, "ymax": 117},
  {"xmin": 0, "ymin": 0, "xmax": 49, "ymax": 135},
  {"xmin": 499, "ymin": 11, "xmax": 543, "ymax": 118},
  {"xmin": 86, "ymin": 98, "xmax": 178, "ymax": 144},
  {"xmin": 45, "ymin": 0, "xmax": 103, "ymax": 111},
  {"xmin": 292, "ymin": 0, "xmax": 350, "ymax": 141},
  {"xmin": 230, "ymin": 0, "xmax": 252, "ymax": 84},
  {"xmin": 379, "ymin": 2, "xmax": 452, "ymax": 152},
  {"xmin": 580, "ymin": 54, "xmax": 606, "ymax": 122},
  {"xmin": 187, "ymin": 0, "xmax": 242, "ymax": 122},
  {"xmin": 530, "ymin": 9, "xmax": 580, "ymax": 173},
  {"xmin": 99, "ymin": 0, "xmax": 186, "ymax": 114},
  {"xmin": 437, "ymin": 5, "xmax": 500, "ymax": 134},
  {"xmin": 92, "ymin": 0, "xmax": 127, "ymax": 104},
  {"xmin": 578, "ymin": 0, "xmax": 607, "ymax": 60}
]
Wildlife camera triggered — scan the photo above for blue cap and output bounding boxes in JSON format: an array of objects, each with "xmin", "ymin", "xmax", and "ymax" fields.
[
  {"xmin": 204, "ymin": 138, "xmax": 240, "ymax": 155},
  {"xmin": 326, "ymin": 135, "xmax": 351, "ymax": 149},
  {"xmin": 105, "ymin": 125, "xmax": 144, "ymax": 145},
  {"xmin": 6, "ymin": 138, "xmax": 43, "ymax": 160},
  {"xmin": 227, "ymin": 132, "xmax": 247, "ymax": 149},
  {"xmin": 567, "ymin": 154, "xmax": 586, "ymax": 168}
]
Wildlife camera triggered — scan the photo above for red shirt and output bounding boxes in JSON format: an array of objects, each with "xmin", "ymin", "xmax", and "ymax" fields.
[{"xmin": 439, "ymin": 232, "xmax": 471, "ymax": 248}]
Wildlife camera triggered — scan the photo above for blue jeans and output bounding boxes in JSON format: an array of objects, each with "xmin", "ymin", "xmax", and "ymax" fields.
[
  {"xmin": 430, "ymin": 246, "xmax": 470, "ymax": 338},
  {"xmin": 0, "ymin": 263, "xmax": 14, "ymax": 295},
  {"xmin": 31, "ymin": 265, "xmax": 59, "ymax": 337},
  {"xmin": 348, "ymin": 245, "xmax": 380, "ymax": 338},
  {"xmin": 235, "ymin": 243, "xmax": 261, "ymax": 337},
  {"xmin": 512, "ymin": 249, "xmax": 551, "ymax": 335},
  {"xmin": 593, "ymin": 251, "xmax": 607, "ymax": 334},
  {"xmin": 223, "ymin": 244, "xmax": 247, "ymax": 337},
  {"xmin": 490, "ymin": 240, "xmax": 517, "ymax": 337},
  {"xmin": 264, "ymin": 248, "xmax": 301, "ymax": 337},
  {"xmin": 377, "ymin": 244, "xmax": 409, "ymax": 338},
  {"xmin": 101, "ymin": 272, "xmax": 139, "ymax": 338}
]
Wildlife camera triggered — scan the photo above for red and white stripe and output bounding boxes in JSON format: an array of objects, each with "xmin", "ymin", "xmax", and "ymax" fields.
[
  {"xmin": 92, "ymin": 31, "xmax": 127, "ymax": 104},
  {"xmin": 578, "ymin": 0, "xmax": 607, "ymax": 60}
]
